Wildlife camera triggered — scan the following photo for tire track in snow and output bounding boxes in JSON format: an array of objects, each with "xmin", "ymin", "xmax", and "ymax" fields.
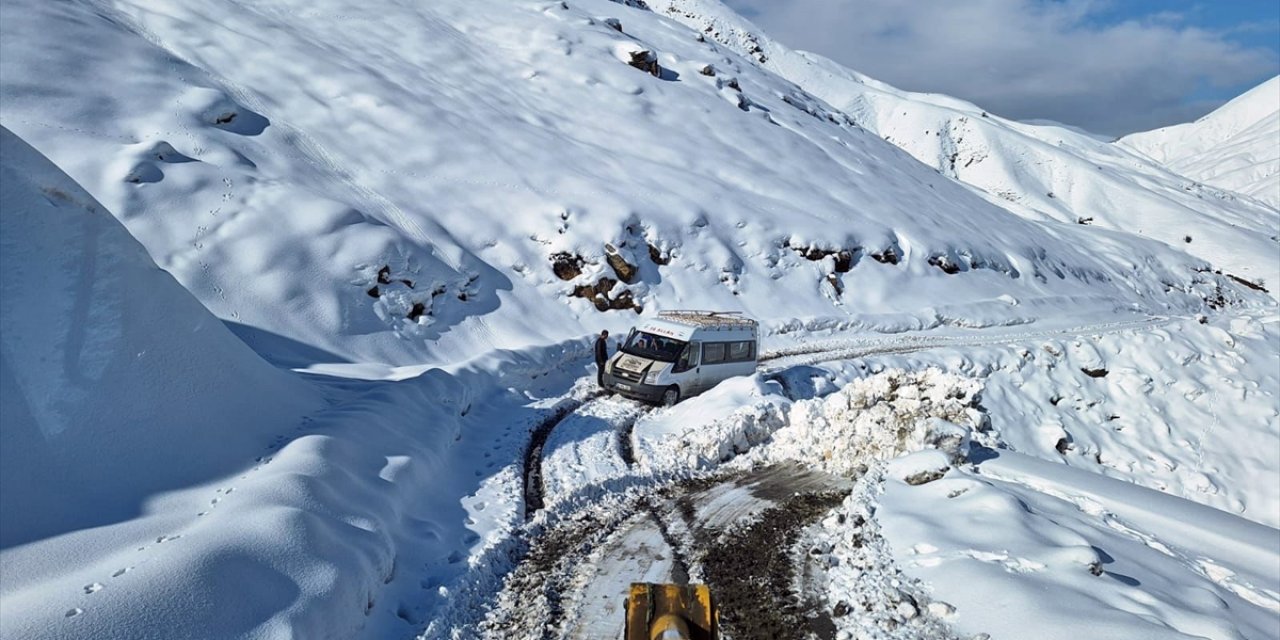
[
  {"xmin": 522, "ymin": 398, "xmax": 594, "ymax": 520},
  {"xmin": 758, "ymin": 315, "xmax": 1175, "ymax": 374}
]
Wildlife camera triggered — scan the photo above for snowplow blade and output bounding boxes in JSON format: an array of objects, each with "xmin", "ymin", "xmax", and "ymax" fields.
[{"xmin": 624, "ymin": 583, "xmax": 718, "ymax": 640}]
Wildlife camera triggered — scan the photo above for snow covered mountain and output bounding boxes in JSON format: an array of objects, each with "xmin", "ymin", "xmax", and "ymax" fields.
[
  {"xmin": 644, "ymin": 0, "xmax": 1280, "ymax": 296},
  {"xmin": 1, "ymin": 1, "xmax": 1277, "ymax": 639},
  {"xmin": 0, "ymin": 0, "xmax": 1265, "ymax": 372},
  {"xmin": 1122, "ymin": 76, "xmax": 1280, "ymax": 209}
]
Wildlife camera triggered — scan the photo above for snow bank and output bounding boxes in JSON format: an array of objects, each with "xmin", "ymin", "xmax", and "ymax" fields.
[
  {"xmin": 0, "ymin": 126, "xmax": 324, "ymax": 637},
  {"xmin": 812, "ymin": 314, "xmax": 1280, "ymax": 528},
  {"xmin": 632, "ymin": 375, "xmax": 790, "ymax": 473},
  {"xmin": 875, "ymin": 452, "xmax": 1280, "ymax": 640},
  {"xmin": 777, "ymin": 350, "xmax": 1279, "ymax": 640},
  {"xmin": 771, "ymin": 369, "xmax": 984, "ymax": 477},
  {"xmin": 0, "ymin": 126, "xmax": 322, "ymax": 550}
]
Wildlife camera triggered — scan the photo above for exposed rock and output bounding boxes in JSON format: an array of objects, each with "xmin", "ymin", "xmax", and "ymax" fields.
[
  {"xmin": 786, "ymin": 241, "xmax": 856, "ymax": 272},
  {"xmin": 904, "ymin": 468, "xmax": 946, "ymax": 486},
  {"xmin": 366, "ymin": 286, "xmax": 381, "ymax": 298},
  {"xmin": 602, "ymin": 17, "xmax": 622, "ymax": 32},
  {"xmin": 1081, "ymin": 367, "xmax": 1109, "ymax": 378},
  {"xmin": 604, "ymin": 243, "xmax": 638, "ymax": 283},
  {"xmin": 627, "ymin": 49, "xmax": 661, "ymax": 77},
  {"xmin": 1227, "ymin": 273, "xmax": 1268, "ymax": 293},
  {"xmin": 825, "ymin": 273, "xmax": 843, "ymax": 296},
  {"xmin": 698, "ymin": 64, "xmax": 716, "ymax": 77},
  {"xmin": 570, "ymin": 276, "xmax": 641, "ymax": 312},
  {"xmin": 870, "ymin": 247, "xmax": 899, "ymax": 265},
  {"xmin": 1076, "ymin": 216, "xmax": 1094, "ymax": 225},
  {"xmin": 928, "ymin": 255, "xmax": 960, "ymax": 274},
  {"xmin": 406, "ymin": 302, "xmax": 427, "ymax": 321},
  {"xmin": 647, "ymin": 242, "xmax": 671, "ymax": 265},
  {"xmin": 550, "ymin": 252, "xmax": 585, "ymax": 281},
  {"xmin": 376, "ymin": 265, "xmax": 392, "ymax": 284}
]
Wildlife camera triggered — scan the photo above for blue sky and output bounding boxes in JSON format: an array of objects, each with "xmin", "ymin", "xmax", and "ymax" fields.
[
  {"xmin": 724, "ymin": 0, "xmax": 1280, "ymax": 135},
  {"xmin": 1085, "ymin": 0, "xmax": 1279, "ymax": 99}
]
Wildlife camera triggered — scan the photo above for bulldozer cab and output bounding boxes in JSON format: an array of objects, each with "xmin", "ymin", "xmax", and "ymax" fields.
[{"xmin": 624, "ymin": 583, "xmax": 718, "ymax": 640}]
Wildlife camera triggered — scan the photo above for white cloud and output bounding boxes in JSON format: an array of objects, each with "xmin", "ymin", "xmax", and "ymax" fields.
[{"xmin": 725, "ymin": 0, "xmax": 1278, "ymax": 135}]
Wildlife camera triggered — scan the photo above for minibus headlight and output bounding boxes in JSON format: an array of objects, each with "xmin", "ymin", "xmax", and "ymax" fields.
[{"xmin": 644, "ymin": 371, "xmax": 660, "ymax": 384}]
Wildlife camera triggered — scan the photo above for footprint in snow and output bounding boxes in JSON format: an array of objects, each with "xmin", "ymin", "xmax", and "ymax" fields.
[
  {"xmin": 65, "ymin": 608, "xmax": 83, "ymax": 618},
  {"xmin": 111, "ymin": 568, "xmax": 130, "ymax": 578},
  {"xmin": 83, "ymin": 583, "xmax": 104, "ymax": 594}
]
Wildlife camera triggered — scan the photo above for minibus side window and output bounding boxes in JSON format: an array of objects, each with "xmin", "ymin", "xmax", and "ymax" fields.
[
  {"xmin": 728, "ymin": 341, "xmax": 752, "ymax": 362},
  {"xmin": 675, "ymin": 342, "xmax": 701, "ymax": 372},
  {"xmin": 703, "ymin": 342, "xmax": 727, "ymax": 364}
]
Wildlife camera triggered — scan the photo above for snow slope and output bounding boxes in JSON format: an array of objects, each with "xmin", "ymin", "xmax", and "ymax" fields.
[
  {"xmin": 1122, "ymin": 76, "xmax": 1280, "ymax": 209},
  {"xmin": 0, "ymin": 126, "xmax": 321, "ymax": 548},
  {"xmin": 644, "ymin": 0, "xmax": 1280, "ymax": 294},
  {"xmin": 0, "ymin": 0, "xmax": 1267, "ymax": 372},
  {"xmin": 0, "ymin": 126, "xmax": 324, "ymax": 629}
]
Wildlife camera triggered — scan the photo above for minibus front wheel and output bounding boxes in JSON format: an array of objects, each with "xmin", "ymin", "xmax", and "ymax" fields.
[{"xmin": 660, "ymin": 386, "xmax": 681, "ymax": 407}]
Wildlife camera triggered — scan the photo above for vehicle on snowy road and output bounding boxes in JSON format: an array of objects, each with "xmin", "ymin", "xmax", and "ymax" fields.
[{"xmin": 602, "ymin": 311, "xmax": 758, "ymax": 405}]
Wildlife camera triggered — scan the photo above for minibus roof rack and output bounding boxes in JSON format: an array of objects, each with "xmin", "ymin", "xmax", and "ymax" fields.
[{"xmin": 655, "ymin": 310, "xmax": 758, "ymax": 329}]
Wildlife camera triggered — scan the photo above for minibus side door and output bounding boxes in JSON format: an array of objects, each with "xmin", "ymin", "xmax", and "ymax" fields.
[{"xmin": 675, "ymin": 340, "xmax": 702, "ymax": 395}]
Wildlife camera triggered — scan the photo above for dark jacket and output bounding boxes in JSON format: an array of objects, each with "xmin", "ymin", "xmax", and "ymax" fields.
[{"xmin": 594, "ymin": 336, "xmax": 609, "ymax": 364}]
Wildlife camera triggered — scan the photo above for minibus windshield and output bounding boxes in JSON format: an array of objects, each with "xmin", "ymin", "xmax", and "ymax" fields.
[{"xmin": 620, "ymin": 331, "xmax": 687, "ymax": 363}]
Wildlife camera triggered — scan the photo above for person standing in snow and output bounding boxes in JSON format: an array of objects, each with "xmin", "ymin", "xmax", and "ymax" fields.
[{"xmin": 595, "ymin": 330, "xmax": 610, "ymax": 387}]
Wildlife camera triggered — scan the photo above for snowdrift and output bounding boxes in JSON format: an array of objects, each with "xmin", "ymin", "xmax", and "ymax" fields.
[
  {"xmin": 0, "ymin": 127, "xmax": 325, "ymax": 640},
  {"xmin": 0, "ymin": 127, "xmax": 321, "ymax": 548}
]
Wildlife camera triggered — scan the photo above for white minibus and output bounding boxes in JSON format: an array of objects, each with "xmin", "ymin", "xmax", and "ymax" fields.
[{"xmin": 603, "ymin": 311, "xmax": 758, "ymax": 405}]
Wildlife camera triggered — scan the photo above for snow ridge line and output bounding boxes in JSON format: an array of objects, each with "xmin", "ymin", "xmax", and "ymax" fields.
[{"xmin": 758, "ymin": 315, "xmax": 1174, "ymax": 373}]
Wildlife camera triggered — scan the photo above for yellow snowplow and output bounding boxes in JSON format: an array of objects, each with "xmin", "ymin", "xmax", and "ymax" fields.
[{"xmin": 624, "ymin": 583, "xmax": 718, "ymax": 640}]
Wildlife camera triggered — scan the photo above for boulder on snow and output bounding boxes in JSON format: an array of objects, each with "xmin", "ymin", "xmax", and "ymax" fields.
[
  {"xmin": 887, "ymin": 450, "xmax": 952, "ymax": 486},
  {"xmin": 571, "ymin": 276, "xmax": 641, "ymax": 312},
  {"xmin": 627, "ymin": 49, "xmax": 660, "ymax": 77},
  {"xmin": 871, "ymin": 246, "xmax": 900, "ymax": 265},
  {"xmin": 604, "ymin": 243, "xmax": 638, "ymax": 283},
  {"xmin": 924, "ymin": 418, "xmax": 971, "ymax": 463},
  {"xmin": 647, "ymin": 242, "xmax": 670, "ymax": 265},
  {"xmin": 550, "ymin": 251, "xmax": 585, "ymax": 281}
]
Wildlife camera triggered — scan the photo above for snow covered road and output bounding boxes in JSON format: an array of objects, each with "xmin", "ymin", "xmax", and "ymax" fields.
[{"xmin": 481, "ymin": 464, "xmax": 855, "ymax": 640}]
